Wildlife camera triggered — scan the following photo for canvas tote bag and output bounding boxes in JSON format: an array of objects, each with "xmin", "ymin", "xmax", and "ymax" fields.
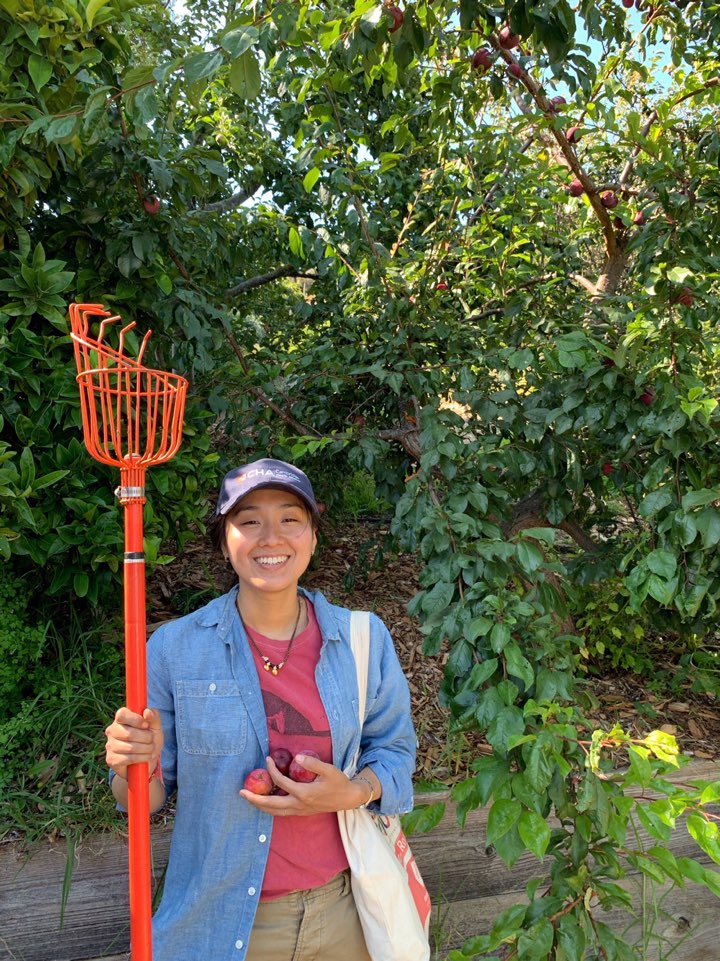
[{"xmin": 337, "ymin": 611, "xmax": 431, "ymax": 961}]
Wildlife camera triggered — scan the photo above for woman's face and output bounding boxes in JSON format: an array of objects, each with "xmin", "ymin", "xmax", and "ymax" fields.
[{"xmin": 223, "ymin": 487, "xmax": 316, "ymax": 596}]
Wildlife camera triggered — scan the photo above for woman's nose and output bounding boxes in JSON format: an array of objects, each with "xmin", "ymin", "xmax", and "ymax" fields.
[{"xmin": 257, "ymin": 519, "xmax": 283, "ymax": 543}]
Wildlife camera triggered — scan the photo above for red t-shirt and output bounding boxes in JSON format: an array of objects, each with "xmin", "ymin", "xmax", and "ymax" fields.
[{"xmin": 244, "ymin": 600, "xmax": 349, "ymax": 900}]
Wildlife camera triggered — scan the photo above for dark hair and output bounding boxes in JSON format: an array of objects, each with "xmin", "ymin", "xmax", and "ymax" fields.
[{"xmin": 207, "ymin": 511, "xmax": 228, "ymax": 558}]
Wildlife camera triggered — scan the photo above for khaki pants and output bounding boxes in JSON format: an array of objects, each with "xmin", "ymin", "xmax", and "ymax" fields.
[{"xmin": 245, "ymin": 869, "xmax": 371, "ymax": 961}]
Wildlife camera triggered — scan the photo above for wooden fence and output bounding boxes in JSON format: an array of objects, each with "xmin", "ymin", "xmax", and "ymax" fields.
[{"xmin": 1, "ymin": 760, "xmax": 718, "ymax": 961}]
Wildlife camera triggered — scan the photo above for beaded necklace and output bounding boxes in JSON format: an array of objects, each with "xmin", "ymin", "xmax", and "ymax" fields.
[{"xmin": 239, "ymin": 596, "xmax": 303, "ymax": 676}]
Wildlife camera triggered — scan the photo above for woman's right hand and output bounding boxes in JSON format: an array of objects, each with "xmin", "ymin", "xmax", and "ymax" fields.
[{"xmin": 105, "ymin": 707, "xmax": 163, "ymax": 780}]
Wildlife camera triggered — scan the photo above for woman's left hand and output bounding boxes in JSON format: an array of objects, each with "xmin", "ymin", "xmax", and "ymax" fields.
[{"xmin": 239, "ymin": 754, "xmax": 368, "ymax": 816}]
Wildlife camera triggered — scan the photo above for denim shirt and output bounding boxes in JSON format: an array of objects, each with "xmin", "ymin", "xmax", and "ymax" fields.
[{"xmin": 144, "ymin": 586, "xmax": 416, "ymax": 961}]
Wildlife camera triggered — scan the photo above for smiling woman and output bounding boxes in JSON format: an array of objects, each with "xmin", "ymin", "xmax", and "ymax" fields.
[
  {"xmin": 223, "ymin": 488, "xmax": 317, "ymax": 610},
  {"xmin": 103, "ymin": 458, "xmax": 421, "ymax": 961}
]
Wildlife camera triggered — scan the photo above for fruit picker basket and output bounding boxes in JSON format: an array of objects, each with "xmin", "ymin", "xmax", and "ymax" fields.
[{"xmin": 69, "ymin": 303, "xmax": 187, "ymax": 474}]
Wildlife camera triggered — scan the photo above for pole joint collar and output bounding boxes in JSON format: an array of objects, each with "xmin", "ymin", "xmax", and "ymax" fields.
[{"xmin": 115, "ymin": 485, "xmax": 146, "ymax": 503}]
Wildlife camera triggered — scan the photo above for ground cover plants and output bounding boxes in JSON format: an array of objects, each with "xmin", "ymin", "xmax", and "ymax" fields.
[{"xmin": 2, "ymin": 0, "xmax": 720, "ymax": 957}]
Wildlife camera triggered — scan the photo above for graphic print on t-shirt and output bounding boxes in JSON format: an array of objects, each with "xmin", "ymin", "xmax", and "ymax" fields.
[{"xmin": 262, "ymin": 690, "xmax": 331, "ymax": 739}]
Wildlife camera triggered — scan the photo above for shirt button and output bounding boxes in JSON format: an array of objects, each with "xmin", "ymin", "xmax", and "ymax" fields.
[
  {"xmin": 259, "ymin": 834, "xmax": 267, "ymax": 843},
  {"xmin": 209, "ymin": 683, "xmax": 217, "ymax": 692},
  {"xmin": 248, "ymin": 887, "xmax": 256, "ymax": 896},
  {"xmin": 235, "ymin": 940, "xmax": 243, "ymax": 949}
]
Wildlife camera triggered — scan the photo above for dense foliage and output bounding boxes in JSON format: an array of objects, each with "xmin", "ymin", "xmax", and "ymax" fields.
[{"xmin": 3, "ymin": 0, "xmax": 720, "ymax": 956}]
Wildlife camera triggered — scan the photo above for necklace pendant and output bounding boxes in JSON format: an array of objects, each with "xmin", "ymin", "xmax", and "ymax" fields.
[{"xmin": 242, "ymin": 596, "xmax": 303, "ymax": 680}]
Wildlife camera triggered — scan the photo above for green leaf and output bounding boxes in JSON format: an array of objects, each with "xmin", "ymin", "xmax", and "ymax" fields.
[
  {"xmin": 687, "ymin": 813, "xmax": 720, "ymax": 865},
  {"xmin": 557, "ymin": 914, "xmax": 587, "ymax": 961},
  {"xmin": 401, "ymin": 801, "xmax": 445, "ymax": 836},
  {"xmin": 288, "ymin": 226, "xmax": 304, "ymax": 258},
  {"xmin": 646, "ymin": 548, "xmax": 676, "ymax": 579},
  {"xmin": 44, "ymin": 116, "xmax": 79, "ymax": 144},
  {"xmin": 184, "ymin": 50, "xmax": 224, "ymax": 85},
  {"xmin": 467, "ymin": 616, "xmax": 493, "ymax": 640},
  {"xmin": 28, "ymin": 53, "xmax": 52, "ymax": 91},
  {"xmin": 73, "ymin": 572, "xmax": 89, "ymax": 597},
  {"xmin": 394, "ymin": 39, "xmax": 414, "ymax": 69},
  {"xmin": 517, "ymin": 918, "xmax": 554, "ymax": 960},
  {"xmin": 156, "ymin": 273, "xmax": 173, "ymax": 294},
  {"xmin": 701, "ymin": 867, "xmax": 720, "ymax": 898},
  {"xmin": 647, "ymin": 845, "xmax": 684, "ymax": 884},
  {"xmin": 635, "ymin": 797, "xmax": 675, "ymax": 842},
  {"xmin": 516, "ymin": 540, "xmax": 544, "ymax": 574},
  {"xmin": 646, "ymin": 573, "xmax": 674, "ymax": 605},
  {"xmin": 422, "ymin": 581, "xmax": 455, "ymax": 617},
  {"xmin": 466, "ymin": 657, "xmax": 498, "ymax": 689},
  {"xmin": 220, "ymin": 25, "xmax": 259, "ymax": 57},
  {"xmin": 85, "ymin": 0, "xmax": 111, "ymax": 28},
  {"xmin": 487, "ymin": 705, "xmax": 525, "ymax": 755},
  {"xmin": 493, "ymin": 822, "xmax": 527, "ymax": 869},
  {"xmin": 489, "ymin": 622, "xmax": 511, "ymax": 653},
  {"xmin": 228, "ymin": 51, "xmax": 261, "ymax": 99},
  {"xmin": 486, "ymin": 798, "xmax": 522, "ymax": 843},
  {"xmin": 695, "ymin": 509, "xmax": 720, "ymax": 549},
  {"xmin": 504, "ymin": 643, "xmax": 534, "ymax": 690},
  {"xmin": 518, "ymin": 809, "xmax": 550, "ymax": 859},
  {"xmin": 471, "ymin": 756, "xmax": 510, "ymax": 806},
  {"xmin": 627, "ymin": 745, "xmax": 652, "ymax": 786},
  {"xmin": 303, "ymin": 167, "xmax": 321, "ymax": 193},
  {"xmin": 520, "ymin": 527, "xmax": 556, "ymax": 545},
  {"xmin": 639, "ymin": 487, "xmax": 674, "ymax": 518},
  {"xmin": 682, "ymin": 488, "xmax": 720, "ymax": 510},
  {"xmin": 32, "ymin": 469, "xmax": 69, "ymax": 492},
  {"xmin": 629, "ymin": 853, "xmax": 666, "ymax": 884}
]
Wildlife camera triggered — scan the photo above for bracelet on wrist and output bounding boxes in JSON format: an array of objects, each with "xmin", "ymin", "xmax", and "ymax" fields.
[
  {"xmin": 149, "ymin": 760, "xmax": 164, "ymax": 785},
  {"xmin": 352, "ymin": 774, "xmax": 374, "ymax": 808},
  {"xmin": 111, "ymin": 761, "xmax": 163, "ymax": 785}
]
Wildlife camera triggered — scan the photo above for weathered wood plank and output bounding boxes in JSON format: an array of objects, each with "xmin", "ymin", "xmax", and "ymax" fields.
[{"xmin": 2, "ymin": 761, "xmax": 718, "ymax": 961}]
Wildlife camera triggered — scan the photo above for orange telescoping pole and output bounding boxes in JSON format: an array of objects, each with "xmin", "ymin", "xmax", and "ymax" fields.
[
  {"xmin": 69, "ymin": 304, "xmax": 187, "ymax": 961},
  {"xmin": 123, "ymin": 475, "xmax": 153, "ymax": 961}
]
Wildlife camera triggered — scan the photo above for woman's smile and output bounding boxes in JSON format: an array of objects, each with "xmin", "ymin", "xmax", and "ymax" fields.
[{"xmin": 254, "ymin": 554, "xmax": 291, "ymax": 567}]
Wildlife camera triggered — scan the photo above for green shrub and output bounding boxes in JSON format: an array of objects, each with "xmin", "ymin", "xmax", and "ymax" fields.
[
  {"xmin": 339, "ymin": 469, "xmax": 391, "ymax": 520},
  {"xmin": 0, "ymin": 566, "xmax": 48, "ymax": 723},
  {"xmin": 0, "ymin": 589, "xmax": 124, "ymax": 842},
  {"xmin": 575, "ymin": 578, "xmax": 652, "ymax": 673},
  {"xmin": 0, "ymin": 242, "xmax": 221, "ymax": 605}
]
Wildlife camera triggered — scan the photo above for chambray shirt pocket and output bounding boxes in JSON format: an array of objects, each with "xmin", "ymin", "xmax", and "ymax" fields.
[{"xmin": 176, "ymin": 679, "xmax": 248, "ymax": 756}]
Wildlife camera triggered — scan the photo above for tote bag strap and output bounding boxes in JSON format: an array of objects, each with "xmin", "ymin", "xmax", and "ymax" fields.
[{"xmin": 349, "ymin": 611, "xmax": 371, "ymax": 726}]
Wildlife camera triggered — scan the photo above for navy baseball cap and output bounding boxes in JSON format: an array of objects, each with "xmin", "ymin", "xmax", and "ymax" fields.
[{"xmin": 215, "ymin": 459, "xmax": 319, "ymax": 518}]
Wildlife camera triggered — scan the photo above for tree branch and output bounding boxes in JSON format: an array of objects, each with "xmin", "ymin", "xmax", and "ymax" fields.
[
  {"xmin": 189, "ymin": 186, "xmax": 262, "ymax": 216},
  {"xmin": 570, "ymin": 273, "xmax": 598, "ymax": 296},
  {"xmin": 226, "ymin": 265, "xmax": 317, "ymax": 297},
  {"xmin": 491, "ymin": 41, "xmax": 617, "ymax": 256},
  {"xmin": 222, "ymin": 330, "xmax": 321, "ymax": 436}
]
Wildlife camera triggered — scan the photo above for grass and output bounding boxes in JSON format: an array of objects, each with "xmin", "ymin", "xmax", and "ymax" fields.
[{"xmin": 0, "ymin": 608, "xmax": 125, "ymax": 847}]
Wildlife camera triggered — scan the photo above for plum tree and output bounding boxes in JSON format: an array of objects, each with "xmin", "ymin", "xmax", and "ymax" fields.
[{"xmin": 3, "ymin": 1, "xmax": 720, "ymax": 955}]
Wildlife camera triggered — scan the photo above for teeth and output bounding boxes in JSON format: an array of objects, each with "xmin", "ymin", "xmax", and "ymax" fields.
[{"xmin": 256, "ymin": 556, "xmax": 289, "ymax": 566}]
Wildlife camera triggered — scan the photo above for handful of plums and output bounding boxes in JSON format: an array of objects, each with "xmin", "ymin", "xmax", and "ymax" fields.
[{"xmin": 243, "ymin": 748, "xmax": 320, "ymax": 795}]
